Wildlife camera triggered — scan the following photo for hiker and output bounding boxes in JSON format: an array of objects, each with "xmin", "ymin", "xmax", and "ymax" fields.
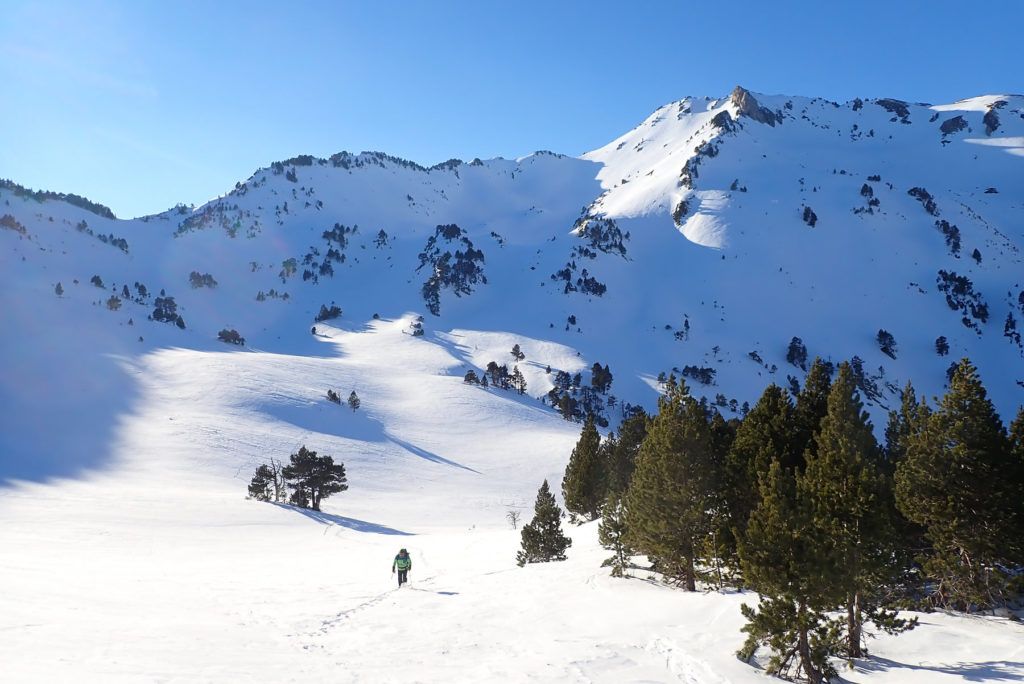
[{"xmin": 392, "ymin": 548, "xmax": 412, "ymax": 587}]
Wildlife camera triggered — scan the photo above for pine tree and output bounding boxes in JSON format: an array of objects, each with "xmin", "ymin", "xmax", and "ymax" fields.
[
  {"xmin": 1007, "ymin": 408, "xmax": 1024, "ymax": 568},
  {"xmin": 801, "ymin": 362, "xmax": 913, "ymax": 658},
  {"xmin": 605, "ymin": 408, "xmax": 648, "ymax": 497},
  {"xmin": 510, "ymin": 366, "xmax": 527, "ymax": 395},
  {"xmin": 725, "ymin": 384, "xmax": 795, "ymax": 547},
  {"xmin": 598, "ymin": 490, "xmax": 633, "ymax": 577},
  {"xmin": 625, "ymin": 377, "xmax": 719, "ymax": 590},
  {"xmin": 705, "ymin": 410, "xmax": 738, "ymax": 587},
  {"xmin": 561, "ymin": 415, "xmax": 605, "ymax": 522},
  {"xmin": 895, "ymin": 358, "xmax": 1017, "ymax": 609},
  {"xmin": 281, "ymin": 446, "xmax": 348, "ymax": 511},
  {"xmin": 792, "ymin": 357, "xmax": 833, "ymax": 466},
  {"xmin": 738, "ymin": 458, "xmax": 838, "ymax": 684},
  {"xmin": 248, "ymin": 464, "xmax": 274, "ymax": 501},
  {"xmin": 347, "ymin": 391, "xmax": 360, "ymax": 412},
  {"xmin": 516, "ymin": 480, "xmax": 572, "ymax": 566},
  {"xmin": 882, "ymin": 383, "xmax": 931, "ymax": 581},
  {"xmin": 883, "ymin": 383, "xmax": 927, "ymax": 470}
]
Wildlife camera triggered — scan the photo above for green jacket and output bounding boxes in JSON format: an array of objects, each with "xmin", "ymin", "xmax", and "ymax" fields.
[{"xmin": 393, "ymin": 553, "xmax": 411, "ymax": 571}]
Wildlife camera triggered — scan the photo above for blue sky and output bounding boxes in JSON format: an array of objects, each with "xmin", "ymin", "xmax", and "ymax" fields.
[{"xmin": 2, "ymin": 0, "xmax": 1021, "ymax": 219}]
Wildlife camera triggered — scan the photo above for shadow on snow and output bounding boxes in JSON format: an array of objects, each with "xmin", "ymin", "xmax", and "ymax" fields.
[
  {"xmin": 389, "ymin": 436, "xmax": 480, "ymax": 473},
  {"xmin": 851, "ymin": 655, "xmax": 1024, "ymax": 682},
  {"xmin": 271, "ymin": 502, "xmax": 414, "ymax": 536}
]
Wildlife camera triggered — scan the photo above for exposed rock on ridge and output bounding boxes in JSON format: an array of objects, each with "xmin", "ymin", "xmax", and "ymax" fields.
[{"xmin": 730, "ymin": 86, "xmax": 781, "ymax": 126}]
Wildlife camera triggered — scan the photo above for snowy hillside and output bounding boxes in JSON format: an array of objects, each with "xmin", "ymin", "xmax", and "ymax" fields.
[{"xmin": 2, "ymin": 87, "xmax": 1023, "ymax": 682}]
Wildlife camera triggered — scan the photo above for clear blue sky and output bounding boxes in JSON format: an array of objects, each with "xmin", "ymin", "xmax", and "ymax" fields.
[{"xmin": 2, "ymin": 0, "xmax": 1021, "ymax": 218}]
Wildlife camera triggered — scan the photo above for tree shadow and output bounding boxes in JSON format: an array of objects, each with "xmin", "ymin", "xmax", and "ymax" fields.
[
  {"xmin": 389, "ymin": 436, "xmax": 480, "ymax": 473},
  {"xmin": 851, "ymin": 655, "xmax": 1024, "ymax": 682},
  {"xmin": 271, "ymin": 502, "xmax": 414, "ymax": 536}
]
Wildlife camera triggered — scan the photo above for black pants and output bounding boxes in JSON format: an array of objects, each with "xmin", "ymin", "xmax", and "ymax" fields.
[{"xmin": 397, "ymin": 569, "xmax": 408, "ymax": 586}]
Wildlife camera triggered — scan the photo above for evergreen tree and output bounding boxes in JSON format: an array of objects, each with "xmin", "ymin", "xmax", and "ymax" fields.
[
  {"xmin": 248, "ymin": 464, "xmax": 274, "ymax": 501},
  {"xmin": 705, "ymin": 410, "xmax": 739, "ymax": 587},
  {"xmin": 281, "ymin": 446, "xmax": 348, "ymax": 512},
  {"xmin": 792, "ymin": 357, "xmax": 833, "ymax": 467},
  {"xmin": 598, "ymin": 490, "xmax": 633, "ymax": 577},
  {"xmin": 625, "ymin": 377, "xmax": 719, "ymax": 590},
  {"xmin": 561, "ymin": 415, "xmax": 606, "ymax": 522},
  {"xmin": 738, "ymin": 458, "xmax": 838, "ymax": 684},
  {"xmin": 605, "ymin": 408, "xmax": 648, "ymax": 497},
  {"xmin": 516, "ymin": 480, "xmax": 572, "ymax": 566},
  {"xmin": 1008, "ymin": 408, "xmax": 1024, "ymax": 567},
  {"xmin": 883, "ymin": 383, "xmax": 926, "ymax": 470},
  {"xmin": 347, "ymin": 391, "xmax": 360, "ymax": 412},
  {"xmin": 895, "ymin": 358, "xmax": 1017, "ymax": 609},
  {"xmin": 882, "ymin": 383, "xmax": 931, "ymax": 581},
  {"xmin": 801, "ymin": 362, "xmax": 913, "ymax": 658},
  {"xmin": 725, "ymin": 384, "xmax": 795, "ymax": 548},
  {"xmin": 510, "ymin": 366, "xmax": 527, "ymax": 395}
]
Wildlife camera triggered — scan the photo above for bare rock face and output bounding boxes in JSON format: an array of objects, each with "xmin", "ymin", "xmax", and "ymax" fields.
[
  {"xmin": 940, "ymin": 115, "xmax": 968, "ymax": 135},
  {"xmin": 730, "ymin": 86, "xmax": 780, "ymax": 126},
  {"xmin": 983, "ymin": 108, "xmax": 1001, "ymax": 136}
]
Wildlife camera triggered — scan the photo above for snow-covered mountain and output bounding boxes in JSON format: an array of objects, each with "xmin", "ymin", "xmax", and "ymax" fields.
[
  {"xmin": 4, "ymin": 87, "xmax": 1022, "ymax": 461},
  {"xmin": 2, "ymin": 88, "xmax": 1023, "ymax": 682}
]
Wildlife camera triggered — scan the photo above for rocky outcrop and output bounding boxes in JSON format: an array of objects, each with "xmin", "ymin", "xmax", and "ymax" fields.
[
  {"xmin": 984, "ymin": 108, "xmax": 1001, "ymax": 136},
  {"xmin": 730, "ymin": 86, "xmax": 781, "ymax": 126},
  {"xmin": 876, "ymin": 98, "xmax": 911, "ymax": 123},
  {"xmin": 940, "ymin": 115, "xmax": 968, "ymax": 135}
]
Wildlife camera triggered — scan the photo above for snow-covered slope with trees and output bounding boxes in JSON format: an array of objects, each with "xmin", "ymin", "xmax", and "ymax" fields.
[{"xmin": 1, "ymin": 87, "xmax": 1022, "ymax": 682}]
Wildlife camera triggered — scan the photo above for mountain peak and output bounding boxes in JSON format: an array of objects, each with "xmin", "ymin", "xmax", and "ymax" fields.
[{"xmin": 729, "ymin": 86, "xmax": 781, "ymax": 126}]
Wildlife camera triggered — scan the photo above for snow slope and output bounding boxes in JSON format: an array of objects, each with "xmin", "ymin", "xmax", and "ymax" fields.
[
  {"xmin": 3, "ymin": 324, "xmax": 1022, "ymax": 683},
  {"xmin": 2, "ymin": 88, "xmax": 1023, "ymax": 682}
]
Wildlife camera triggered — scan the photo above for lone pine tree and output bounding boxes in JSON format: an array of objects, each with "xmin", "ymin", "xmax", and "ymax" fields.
[
  {"xmin": 281, "ymin": 446, "xmax": 348, "ymax": 512},
  {"xmin": 516, "ymin": 480, "xmax": 572, "ymax": 566}
]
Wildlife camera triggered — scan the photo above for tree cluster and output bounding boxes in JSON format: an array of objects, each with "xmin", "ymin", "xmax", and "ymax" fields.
[
  {"xmin": 546, "ymin": 364, "xmax": 617, "ymax": 425},
  {"xmin": 560, "ymin": 358, "xmax": 1024, "ymax": 682},
  {"xmin": 189, "ymin": 271, "xmax": 218, "ymax": 288},
  {"xmin": 248, "ymin": 446, "xmax": 348, "ymax": 512},
  {"xmin": 152, "ymin": 295, "xmax": 186, "ymax": 329},
  {"xmin": 315, "ymin": 303, "xmax": 342, "ymax": 322},
  {"xmin": 218, "ymin": 328, "xmax": 244, "ymax": 345},
  {"xmin": 417, "ymin": 224, "xmax": 486, "ymax": 316}
]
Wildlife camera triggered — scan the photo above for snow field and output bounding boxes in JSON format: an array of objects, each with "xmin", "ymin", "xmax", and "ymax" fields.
[
  {"xmin": 3, "ymin": 318, "xmax": 1023, "ymax": 682},
  {"xmin": 3, "ymin": 90, "xmax": 1024, "ymax": 683}
]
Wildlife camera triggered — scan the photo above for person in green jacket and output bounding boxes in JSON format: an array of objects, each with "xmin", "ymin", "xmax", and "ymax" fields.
[{"xmin": 392, "ymin": 548, "xmax": 412, "ymax": 587}]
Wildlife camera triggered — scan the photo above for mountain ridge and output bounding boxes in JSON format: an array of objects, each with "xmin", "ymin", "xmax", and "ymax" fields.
[{"xmin": 3, "ymin": 87, "xmax": 1023, "ymax": 478}]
